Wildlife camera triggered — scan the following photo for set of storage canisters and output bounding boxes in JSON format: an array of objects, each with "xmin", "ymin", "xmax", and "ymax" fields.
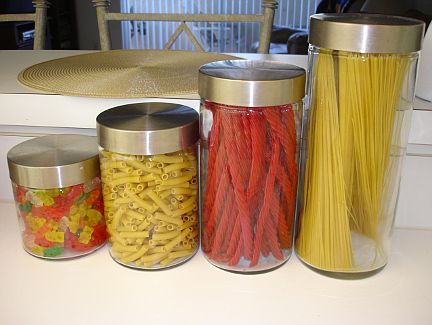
[{"xmin": 7, "ymin": 14, "xmax": 425, "ymax": 276}]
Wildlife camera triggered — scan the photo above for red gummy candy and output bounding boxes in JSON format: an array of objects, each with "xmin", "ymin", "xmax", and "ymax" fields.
[{"xmin": 32, "ymin": 206, "xmax": 64, "ymax": 222}]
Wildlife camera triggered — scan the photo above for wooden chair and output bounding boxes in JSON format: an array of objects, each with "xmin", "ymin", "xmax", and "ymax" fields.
[
  {"xmin": 92, "ymin": 0, "xmax": 278, "ymax": 53},
  {"xmin": 0, "ymin": 0, "xmax": 49, "ymax": 50}
]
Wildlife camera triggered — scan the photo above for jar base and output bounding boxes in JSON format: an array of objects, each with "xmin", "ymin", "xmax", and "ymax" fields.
[
  {"xmin": 23, "ymin": 243, "xmax": 105, "ymax": 260},
  {"xmin": 296, "ymin": 253, "xmax": 387, "ymax": 279},
  {"xmin": 203, "ymin": 249, "xmax": 292, "ymax": 274},
  {"xmin": 109, "ymin": 249, "xmax": 198, "ymax": 270}
]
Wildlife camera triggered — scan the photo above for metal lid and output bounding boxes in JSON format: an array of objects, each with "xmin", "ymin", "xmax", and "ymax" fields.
[
  {"xmin": 96, "ymin": 102, "xmax": 199, "ymax": 155},
  {"xmin": 309, "ymin": 13, "xmax": 425, "ymax": 54},
  {"xmin": 198, "ymin": 60, "xmax": 305, "ymax": 107},
  {"xmin": 7, "ymin": 134, "xmax": 100, "ymax": 189}
]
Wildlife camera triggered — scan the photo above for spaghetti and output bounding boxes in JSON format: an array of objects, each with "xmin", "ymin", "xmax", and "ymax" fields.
[{"xmin": 296, "ymin": 49, "xmax": 412, "ymax": 272}]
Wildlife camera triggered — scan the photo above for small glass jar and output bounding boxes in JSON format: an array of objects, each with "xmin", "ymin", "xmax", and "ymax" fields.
[
  {"xmin": 295, "ymin": 14, "xmax": 425, "ymax": 276},
  {"xmin": 7, "ymin": 134, "xmax": 107, "ymax": 259},
  {"xmin": 199, "ymin": 60, "xmax": 305, "ymax": 272},
  {"xmin": 97, "ymin": 102, "xmax": 199, "ymax": 269}
]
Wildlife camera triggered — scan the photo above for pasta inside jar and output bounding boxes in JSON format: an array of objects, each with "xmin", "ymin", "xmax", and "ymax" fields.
[{"xmin": 100, "ymin": 146, "xmax": 199, "ymax": 269}]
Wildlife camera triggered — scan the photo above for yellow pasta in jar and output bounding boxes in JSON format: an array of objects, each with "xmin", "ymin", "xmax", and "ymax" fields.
[{"xmin": 99, "ymin": 147, "xmax": 199, "ymax": 270}]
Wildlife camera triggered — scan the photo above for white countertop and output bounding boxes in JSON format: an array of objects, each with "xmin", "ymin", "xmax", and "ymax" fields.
[{"xmin": 0, "ymin": 201, "xmax": 431, "ymax": 325}]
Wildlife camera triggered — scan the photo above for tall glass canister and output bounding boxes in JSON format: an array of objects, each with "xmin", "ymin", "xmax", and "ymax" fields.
[
  {"xmin": 199, "ymin": 60, "xmax": 305, "ymax": 273},
  {"xmin": 97, "ymin": 103, "xmax": 199, "ymax": 269},
  {"xmin": 295, "ymin": 14, "xmax": 425, "ymax": 276}
]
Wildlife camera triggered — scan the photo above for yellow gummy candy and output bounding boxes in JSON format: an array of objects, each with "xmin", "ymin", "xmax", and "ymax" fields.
[
  {"xmin": 45, "ymin": 231, "xmax": 65, "ymax": 243},
  {"xmin": 36, "ymin": 192, "xmax": 55, "ymax": 206},
  {"xmin": 47, "ymin": 220, "xmax": 59, "ymax": 231},
  {"xmin": 70, "ymin": 213, "xmax": 80, "ymax": 224},
  {"xmin": 83, "ymin": 225, "xmax": 94, "ymax": 235},
  {"xmin": 46, "ymin": 189, "xmax": 60, "ymax": 197},
  {"xmin": 69, "ymin": 221, "xmax": 79, "ymax": 234},
  {"xmin": 79, "ymin": 204, "xmax": 88, "ymax": 217},
  {"xmin": 86, "ymin": 209, "xmax": 102, "ymax": 226},
  {"xmin": 78, "ymin": 232, "xmax": 91, "ymax": 244},
  {"xmin": 69, "ymin": 205, "xmax": 78, "ymax": 215},
  {"xmin": 31, "ymin": 245, "xmax": 44, "ymax": 256},
  {"xmin": 28, "ymin": 215, "xmax": 46, "ymax": 233},
  {"xmin": 78, "ymin": 225, "xmax": 94, "ymax": 244}
]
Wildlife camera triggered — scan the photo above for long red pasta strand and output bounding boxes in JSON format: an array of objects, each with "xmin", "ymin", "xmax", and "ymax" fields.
[
  {"xmin": 271, "ymin": 194, "xmax": 291, "ymax": 248},
  {"xmin": 247, "ymin": 110, "xmax": 267, "ymax": 211},
  {"xmin": 222, "ymin": 111, "xmax": 254, "ymax": 260},
  {"xmin": 208, "ymin": 186, "xmax": 236, "ymax": 257},
  {"xmin": 264, "ymin": 197, "xmax": 284, "ymax": 259},
  {"xmin": 250, "ymin": 135, "xmax": 280, "ymax": 267},
  {"xmin": 202, "ymin": 118, "xmax": 227, "ymax": 244},
  {"xmin": 228, "ymin": 236, "xmax": 244, "ymax": 266},
  {"xmin": 204, "ymin": 164, "xmax": 230, "ymax": 240},
  {"xmin": 277, "ymin": 163, "xmax": 297, "ymax": 240},
  {"xmin": 226, "ymin": 213, "xmax": 242, "ymax": 258}
]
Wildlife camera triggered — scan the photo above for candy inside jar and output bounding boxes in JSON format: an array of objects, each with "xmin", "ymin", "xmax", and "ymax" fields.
[
  {"xmin": 8, "ymin": 134, "xmax": 107, "ymax": 259},
  {"xmin": 13, "ymin": 179, "xmax": 106, "ymax": 258},
  {"xmin": 198, "ymin": 60, "xmax": 305, "ymax": 272}
]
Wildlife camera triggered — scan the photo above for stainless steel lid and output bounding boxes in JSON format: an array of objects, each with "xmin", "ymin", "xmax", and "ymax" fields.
[
  {"xmin": 7, "ymin": 134, "xmax": 100, "ymax": 189},
  {"xmin": 198, "ymin": 60, "xmax": 305, "ymax": 107},
  {"xmin": 309, "ymin": 13, "xmax": 425, "ymax": 54},
  {"xmin": 96, "ymin": 102, "xmax": 199, "ymax": 155}
]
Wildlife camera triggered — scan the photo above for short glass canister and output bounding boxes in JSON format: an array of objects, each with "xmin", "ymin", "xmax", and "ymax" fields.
[
  {"xmin": 295, "ymin": 14, "xmax": 425, "ymax": 276},
  {"xmin": 7, "ymin": 134, "xmax": 107, "ymax": 259},
  {"xmin": 97, "ymin": 103, "xmax": 199, "ymax": 269},
  {"xmin": 199, "ymin": 60, "xmax": 305, "ymax": 272}
]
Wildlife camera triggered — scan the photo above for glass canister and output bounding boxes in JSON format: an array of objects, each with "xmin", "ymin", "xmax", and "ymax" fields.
[
  {"xmin": 199, "ymin": 60, "xmax": 305, "ymax": 272},
  {"xmin": 96, "ymin": 102, "xmax": 199, "ymax": 269},
  {"xmin": 7, "ymin": 134, "xmax": 107, "ymax": 259},
  {"xmin": 296, "ymin": 14, "xmax": 425, "ymax": 276}
]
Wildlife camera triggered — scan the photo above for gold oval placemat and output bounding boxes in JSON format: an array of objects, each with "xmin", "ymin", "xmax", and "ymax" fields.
[{"xmin": 17, "ymin": 50, "xmax": 238, "ymax": 98}]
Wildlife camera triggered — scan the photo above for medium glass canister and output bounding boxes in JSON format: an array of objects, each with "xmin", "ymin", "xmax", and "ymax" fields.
[
  {"xmin": 96, "ymin": 102, "xmax": 199, "ymax": 269},
  {"xmin": 7, "ymin": 134, "xmax": 107, "ymax": 259},
  {"xmin": 295, "ymin": 14, "xmax": 425, "ymax": 276},
  {"xmin": 199, "ymin": 60, "xmax": 305, "ymax": 272}
]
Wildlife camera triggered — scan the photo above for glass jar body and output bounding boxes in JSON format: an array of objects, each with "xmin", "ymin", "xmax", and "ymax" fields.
[
  {"xmin": 200, "ymin": 100, "xmax": 302, "ymax": 272},
  {"xmin": 295, "ymin": 45, "xmax": 419, "ymax": 275},
  {"xmin": 99, "ymin": 146, "xmax": 199, "ymax": 269},
  {"xmin": 12, "ymin": 177, "xmax": 106, "ymax": 259}
]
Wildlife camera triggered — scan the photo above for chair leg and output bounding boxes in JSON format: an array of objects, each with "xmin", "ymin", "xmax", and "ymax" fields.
[
  {"xmin": 92, "ymin": 0, "xmax": 111, "ymax": 51},
  {"xmin": 32, "ymin": 0, "xmax": 49, "ymax": 50},
  {"xmin": 258, "ymin": 0, "xmax": 278, "ymax": 54}
]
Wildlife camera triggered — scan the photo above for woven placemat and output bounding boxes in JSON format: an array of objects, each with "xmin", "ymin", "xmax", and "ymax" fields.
[{"xmin": 17, "ymin": 50, "xmax": 238, "ymax": 98}]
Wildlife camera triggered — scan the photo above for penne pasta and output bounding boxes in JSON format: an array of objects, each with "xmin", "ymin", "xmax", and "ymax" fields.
[{"xmin": 100, "ymin": 148, "xmax": 198, "ymax": 269}]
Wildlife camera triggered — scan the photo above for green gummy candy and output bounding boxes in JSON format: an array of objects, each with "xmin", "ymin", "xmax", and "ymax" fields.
[
  {"xmin": 43, "ymin": 246, "xmax": 63, "ymax": 257},
  {"xmin": 19, "ymin": 202, "xmax": 32, "ymax": 213},
  {"xmin": 76, "ymin": 192, "xmax": 90, "ymax": 204}
]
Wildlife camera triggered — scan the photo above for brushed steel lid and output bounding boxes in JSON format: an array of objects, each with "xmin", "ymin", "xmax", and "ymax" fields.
[
  {"xmin": 198, "ymin": 60, "xmax": 305, "ymax": 107},
  {"xmin": 96, "ymin": 102, "xmax": 199, "ymax": 155},
  {"xmin": 309, "ymin": 13, "xmax": 425, "ymax": 54},
  {"xmin": 7, "ymin": 134, "xmax": 100, "ymax": 189}
]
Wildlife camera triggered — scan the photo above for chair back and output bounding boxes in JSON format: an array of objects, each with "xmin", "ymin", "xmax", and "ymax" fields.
[
  {"xmin": 92, "ymin": 0, "xmax": 277, "ymax": 53},
  {"xmin": 0, "ymin": 0, "xmax": 49, "ymax": 50}
]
